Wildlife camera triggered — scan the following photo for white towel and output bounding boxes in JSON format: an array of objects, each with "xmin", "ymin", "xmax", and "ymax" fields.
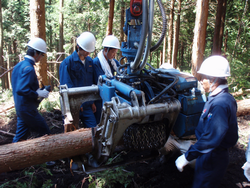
[{"xmin": 97, "ymin": 50, "xmax": 117, "ymax": 78}]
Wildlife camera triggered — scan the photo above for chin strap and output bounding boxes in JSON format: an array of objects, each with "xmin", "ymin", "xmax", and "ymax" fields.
[{"xmin": 209, "ymin": 77, "xmax": 218, "ymax": 93}]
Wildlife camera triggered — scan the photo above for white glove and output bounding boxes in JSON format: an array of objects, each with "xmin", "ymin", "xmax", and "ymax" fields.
[
  {"xmin": 36, "ymin": 88, "xmax": 49, "ymax": 98},
  {"xmin": 242, "ymin": 162, "xmax": 250, "ymax": 181},
  {"xmin": 175, "ymin": 154, "xmax": 189, "ymax": 172}
]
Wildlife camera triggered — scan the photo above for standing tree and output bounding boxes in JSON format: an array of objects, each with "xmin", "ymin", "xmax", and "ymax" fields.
[
  {"xmin": 106, "ymin": 0, "xmax": 115, "ymax": 35},
  {"xmin": 0, "ymin": 0, "xmax": 4, "ymax": 91},
  {"xmin": 119, "ymin": 0, "xmax": 125, "ymax": 63},
  {"xmin": 191, "ymin": 0, "xmax": 209, "ymax": 80},
  {"xmin": 172, "ymin": 0, "xmax": 181, "ymax": 68},
  {"xmin": 30, "ymin": 0, "xmax": 48, "ymax": 86},
  {"xmin": 212, "ymin": 0, "xmax": 227, "ymax": 55},
  {"xmin": 166, "ymin": 0, "xmax": 175, "ymax": 64}
]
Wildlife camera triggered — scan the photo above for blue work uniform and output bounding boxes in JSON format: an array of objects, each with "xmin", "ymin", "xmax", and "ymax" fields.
[
  {"xmin": 11, "ymin": 56, "xmax": 50, "ymax": 142},
  {"xmin": 185, "ymin": 86, "xmax": 238, "ymax": 188},
  {"xmin": 246, "ymin": 138, "xmax": 250, "ymax": 162},
  {"xmin": 59, "ymin": 50, "xmax": 96, "ymax": 128},
  {"xmin": 93, "ymin": 57, "xmax": 120, "ymax": 124}
]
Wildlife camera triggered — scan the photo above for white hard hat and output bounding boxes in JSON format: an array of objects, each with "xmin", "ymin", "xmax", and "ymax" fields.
[
  {"xmin": 76, "ymin": 32, "xmax": 96, "ymax": 52},
  {"xmin": 197, "ymin": 55, "xmax": 230, "ymax": 77},
  {"xmin": 28, "ymin": 38, "xmax": 47, "ymax": 53},
  {"xmin": 102, "ymin": 35, "xmax": 120, "ymax": 49}
]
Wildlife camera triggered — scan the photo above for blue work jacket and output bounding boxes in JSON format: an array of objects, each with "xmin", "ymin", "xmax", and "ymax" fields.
[
  {"xmin": 185, "ymin": 88, "xmax": 238, "ymax": 161},
  {"xmin": 59, "ymin": 50, "xmax": 94, "ymax": 88},
  {"xmin": 93, "ymin": 57, "xmax": 120, "ymax": 84},
  {"xmin": 11, "ymin": 57, "xmax": 39, "ymax": 111}
]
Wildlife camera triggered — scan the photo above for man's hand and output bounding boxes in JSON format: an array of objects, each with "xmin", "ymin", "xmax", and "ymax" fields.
[
  {"xmin": 175, "ymin": 154, "xmax": 189, "ymax": 172},
  {"xmin": 92, "ymin": 103, "xmax": 96, "ymax": 113},
  {"xmin": 36, "ymin": 88, "xmax": 49, "ymax": 98},
  {"xmin": 242, "ymin": 162, "xmax": 250, "ymax": 181}
]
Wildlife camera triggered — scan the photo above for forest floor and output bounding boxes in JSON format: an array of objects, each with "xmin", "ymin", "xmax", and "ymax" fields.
[{"xmin": 0, "ymin": 100, "xmax": 250, "ymax": 188}]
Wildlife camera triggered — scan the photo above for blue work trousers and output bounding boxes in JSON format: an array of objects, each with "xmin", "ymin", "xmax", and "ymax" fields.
[
  {"xmin": 192, "ymin": 149, "xmax": 229, "ymax": 188},
  {"xmin": 13, "ymin": 109, "xmax": 50, "ymax": 142},
  {"xmin": 79, "ymin": 106, "xmax": 97, "ymax": 128}
]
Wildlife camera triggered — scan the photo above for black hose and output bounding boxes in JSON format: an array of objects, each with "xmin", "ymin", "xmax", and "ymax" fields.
[
  {"xmin": 150, "ymin": 0, "xmax": 167, "ymax": 52},
  {"xmin": 148, "ymin": 71, "xmax": 179, "ymax": 104}
]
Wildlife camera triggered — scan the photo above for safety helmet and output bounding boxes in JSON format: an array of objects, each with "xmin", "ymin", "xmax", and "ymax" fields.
[
  {"xmin": 102, "ymin": 35, "xmax": 120, "ymax": 49},
  {"xmin": 76, "ymin": 32, "xmax": 96, "ymax": 52},
  {"xmin": 197, "ymin": 55, "xmax": 231, "ymax": 77},
  {"xmin": 27, "ymin": 38, "xmax": 47, "ymax": 53}
]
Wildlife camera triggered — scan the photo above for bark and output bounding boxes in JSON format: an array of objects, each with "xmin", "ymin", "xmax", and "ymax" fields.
[
  {"xmin": 59, "ymin": 0, "xmax": 64, "ymax": 62},
  {"xmin": 0, "ymin": 128, "xmax": 92, "ymax": 174},
  {"xmin": 232, "ymin": 0, "xmax": 248, "ymax": 56},
  {"xmin": 166, "ymin": 0, "xmax": 175, "ymax": 64},
  {"xmin": 224, "ymin": 29, "xmax": 228, "ymax": 54},
  {"xmin": 237, "ymin": 99, "xmax": 250, "ymax": 117},
  {"xmin": 119, "ymin": 0, "xmax": 125, "ymax": 63},
  {"xmin": 30, "ymin": 0, "xmax": 48, "ymax": 86},
  {"xmin": 0, "ymin": 0, "xmax": 4, "ymax": 91},
  {"xmin": 106, "ymin": 0, "xmax": 115, "ymax": 35},
  {"xmin": 162, "ymin": 35, "xmax": 167, "ymax": 65},
  {"xmin": 172, "ymin": 0, "xmax": 181, "ymax": 68},
  {"xmin": 191, "ymin": 0, "xmax": 209, "ymax": 81},
  {"xmin": 212, "ymin": 0, "xmax": 227, "ymax": 55},
  {"xmin": 219, "ymin": 0, "xmax": 226, "ymax": 52}
]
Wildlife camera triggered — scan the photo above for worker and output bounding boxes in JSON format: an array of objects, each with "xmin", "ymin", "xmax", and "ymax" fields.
[
  {"xmin": 175, "ymin": 55, "xmax": 238, "ymax": 188},
  {"xmin": 59, "ymin": 31, "xmax": 97, "ymax": 128},
  {"xmin": 242, "ymin": 137, "xmax": 250, "ymax": 181},
  {"xmin": 11, "ymin": 37, "xmax": 50, "ymax": 143},
  {"xmin": 93, "ymin": 35, "xmax": 120, "ymax": 124}
]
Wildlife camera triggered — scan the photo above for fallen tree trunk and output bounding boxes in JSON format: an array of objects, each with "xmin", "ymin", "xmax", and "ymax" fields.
[
  {"xmin": 0, "ymin": 128, "xmax": 92, "ymax": 174},
  {"xmin": 237, "ymin": 99, "xmax": 250, "ymax": 117}
]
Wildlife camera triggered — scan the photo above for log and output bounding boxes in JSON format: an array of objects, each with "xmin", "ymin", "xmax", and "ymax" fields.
[
  {"xmin": 0, "ymin": 128, "xmax": 92, "ymax": 174},
  {"xmin": 237, "ymin": 99, "xmax": 250, "ymax": 117},
  {"xmin": 232, "ymin": 89, "xmax": 250, "ymax": 98}
]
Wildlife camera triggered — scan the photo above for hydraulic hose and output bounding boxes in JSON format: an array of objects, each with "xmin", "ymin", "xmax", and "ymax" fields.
[
  {"xmin": 150, "ymin": 0, "xmax": 167, "ymax": 52},
  {"xmin": 130, "ymin": 0, "xmax": 148, "ymax": 71},
  {"xmin": 148, "ymin": 71, "xmax": 179, "ymax": 104},
  {"xmin": 137, "ymin": 0, "xmax": 154, "ymax": 72}
]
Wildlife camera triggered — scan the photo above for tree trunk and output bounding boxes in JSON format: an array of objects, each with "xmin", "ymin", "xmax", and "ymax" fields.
[
  {"xmin": 212, "ymin": 0, "xmax": 226, "ymax": 55},
  {"xmin": 0, "ymin": 128, "xmax": 92, "ymax": 174},
  {"xmin": 166, "ymin": 0, "xmax": 175, "ymax": 64},
  {"xmin": 172, "ymin": 0, "xmax": 181, "ymax": 69},
  {"xmin": 0, "ymin": 0, "xmax": 4, "ymax": 91},
  {"xmin": 119, "ymin": 0, "xmax": 125, "ymax": 63},
  {"xmin": 30, "ymin": 0, "xmax": 48, "ymax": 86},
  {"xmin": 59, "ymin": 0, "xmax": 64, "ymax": 62},
  {"xmin": 162, "ymin": 35, "xmax": 167, "ymax": 65},
  {"xmin": 191, "ymin": 0, "xmax": 209, "ymax": 80},
  {"xmin": 219, "ymin": 0, "xmax": 226, "ymax": 53},
  {"xmin": 224, "ymin": 29, "xmax": 228, "ymax": 54},
  {"xmin": 232, "ymin": 0, "xmax": 248, "ymax": 56},
  {"xmin": 106, "ymin": 0, "xmax": 115, "ymax": 36}
]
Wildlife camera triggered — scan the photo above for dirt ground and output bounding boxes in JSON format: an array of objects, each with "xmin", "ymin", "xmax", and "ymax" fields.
[{"xmin": 0, "ymin": 107, "xmax": 250, "ymax": 188}]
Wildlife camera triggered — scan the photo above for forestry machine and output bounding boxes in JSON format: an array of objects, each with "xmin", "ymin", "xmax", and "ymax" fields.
[{"xmin": 59, "ymin": 0, "xmax": 205, "ymax": 169}]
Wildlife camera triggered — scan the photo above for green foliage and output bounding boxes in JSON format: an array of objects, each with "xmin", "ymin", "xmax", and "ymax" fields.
[
  {"xmin": 0, "ymin": 164, "xmax": 53, "ymax": 188},
  {"xmin": 88, "ymin": 153, "xmax": 134, "ymax": 188},
  {"xmin": 38, "ymin": 92, "xmax": 60, "ymax": 112}
]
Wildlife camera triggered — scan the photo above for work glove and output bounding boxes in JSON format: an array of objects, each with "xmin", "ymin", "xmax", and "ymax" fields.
[
  {"xmin": 175, "ymin": 154, "xmax": 189, "ymax": 172},
  {"xmin": 242, "ymin": 162, "xmax": 250, "ymax": 181},
  {"xmin": 36, "ymin": 88, "xmax": 49, "ymax": 98}
]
